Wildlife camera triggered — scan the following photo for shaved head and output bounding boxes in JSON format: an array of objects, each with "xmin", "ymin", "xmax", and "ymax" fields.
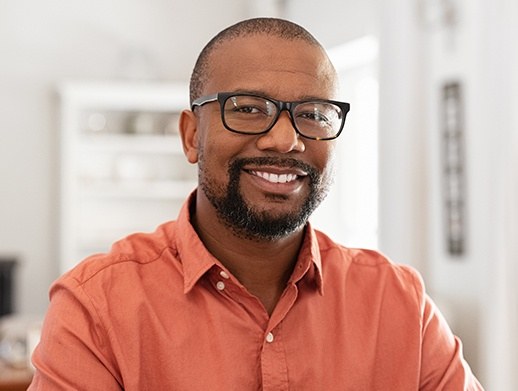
[{"xmin": 189, "ymin": 17, "xmax": 336, "ymax": 105}]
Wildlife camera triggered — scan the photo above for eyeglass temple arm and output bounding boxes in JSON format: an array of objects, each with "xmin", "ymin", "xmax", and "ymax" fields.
[{"xmin": 191, "ymin": 94, "xmax": 218, "ymax": 110}]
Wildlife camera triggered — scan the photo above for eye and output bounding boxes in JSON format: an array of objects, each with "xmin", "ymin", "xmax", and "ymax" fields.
[
  {"xmin": 295, "ymin": 102, "xmax": 342, "ymax": 128},
  {"xmin": 297, "ymin": 110, "xmax": 331, "ymax": 125},
  {"xmin": 226, "ymin": 96, "xmax": 275, "ymax": 116},
  {"xmin": 233, "ymin": 105, "xmax": 263, "ymax": 114}
]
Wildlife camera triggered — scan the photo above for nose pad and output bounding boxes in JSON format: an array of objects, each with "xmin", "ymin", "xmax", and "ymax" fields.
[{"xmin": 256, "ymin": 111, "xmax": 305, "ymax": 153}]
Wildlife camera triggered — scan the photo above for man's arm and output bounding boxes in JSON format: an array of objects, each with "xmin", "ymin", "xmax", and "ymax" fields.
[
  {"xmin": 415, "ymin": 279, "xmax": 484, "ymax": 390},
  {"xmin": 28, "ymin": 281, "xmax": 122, "ymax": 390}
]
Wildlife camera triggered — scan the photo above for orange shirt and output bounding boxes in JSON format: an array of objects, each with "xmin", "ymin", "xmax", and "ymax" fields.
[{"xmin": 30, "ymin": 195, "xmax": 483, "ymax": 390}]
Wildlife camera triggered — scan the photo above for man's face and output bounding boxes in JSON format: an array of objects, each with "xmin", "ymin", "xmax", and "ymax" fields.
[{"xmin": 192, "ymin": 35, "xmax": 338, "ymax": 241}]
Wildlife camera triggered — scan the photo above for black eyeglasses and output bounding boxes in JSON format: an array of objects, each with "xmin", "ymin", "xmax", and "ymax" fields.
[{"xmin": 191, "ymin": 92, "xmax": 350, "ymax": 141}]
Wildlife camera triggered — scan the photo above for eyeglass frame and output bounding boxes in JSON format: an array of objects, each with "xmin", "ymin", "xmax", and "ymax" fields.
[{"xmin": 191, "ymin": 92, "xmax": 351, "ymax": 141}]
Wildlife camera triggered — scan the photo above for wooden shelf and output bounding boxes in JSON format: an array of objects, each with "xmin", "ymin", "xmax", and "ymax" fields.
[
  {"xmin": 59, "ymin": 81, "xmax": 193, "ymax": 273},
  {"xmin": 79, "ymin": 133, "xmax": 184, "ymax": 154},
  {"xmin": 78, "ymin": 180, "xmax": 196, "ymax": 200}
]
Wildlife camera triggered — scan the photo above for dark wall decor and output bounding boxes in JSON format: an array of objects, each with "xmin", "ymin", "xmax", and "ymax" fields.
[
  {"xmin": 0, "ymin": 257, "xmax": 17, "ymax": 316},
  {"xmin": 442, "ymin": 82, "xmax": 466, "ymax": 256}
]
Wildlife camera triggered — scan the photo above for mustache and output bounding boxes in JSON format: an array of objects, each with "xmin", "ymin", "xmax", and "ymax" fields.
[{"xmin": 228, "ymin": 156, "xmax": 320, "ymax": 180}]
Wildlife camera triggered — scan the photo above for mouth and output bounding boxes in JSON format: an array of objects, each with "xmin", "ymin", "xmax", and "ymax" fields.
[
  {"xmin": 228, "ymin": 156, "xmax": 316, "ymax": 198},
  {"xmin": 248, "ymin": 170, "xmax": 301, "ymax": 184},
  {"xmin": 242, "ymin": 165, "xmax": 308, "ymax": 197}
]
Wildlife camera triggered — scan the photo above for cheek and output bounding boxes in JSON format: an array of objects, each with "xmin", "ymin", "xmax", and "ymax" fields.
[
  {"xmin": 197, "ymin": 130, "xmax": 242, "ymax": 181},
  {"xmin": 314, "ymin": 144, "xmax": 337, "ymax": 189},
  {"xmin": 201, "ymin": 119, "xmax": 252, "ymax": 163},
  {"xmin": 313, "ymin": 142, "xmax": 336, "ymax": 171},
  {"xmin": 200, "ymin": 136, "xmax": 228, "ymax": 168}
]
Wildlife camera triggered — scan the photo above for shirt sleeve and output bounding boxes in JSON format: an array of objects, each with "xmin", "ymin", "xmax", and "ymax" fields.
[
  {"xmin": 408, "ymin": 268, "xmax": 484, "ymax": 390},
  {"xmin": 28, "ymin": 278, "xmax": 122, "ymax": 390}
]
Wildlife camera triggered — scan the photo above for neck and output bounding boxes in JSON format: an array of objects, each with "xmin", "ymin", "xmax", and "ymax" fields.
[{"xmin": 192, "ymin": 194, "xmax": 305, "ymax": 315}]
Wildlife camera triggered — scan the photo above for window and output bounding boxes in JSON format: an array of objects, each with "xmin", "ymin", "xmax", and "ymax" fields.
[{"xmin": 311, "ymin": 36, "xmax": 379, "ymax": 249}]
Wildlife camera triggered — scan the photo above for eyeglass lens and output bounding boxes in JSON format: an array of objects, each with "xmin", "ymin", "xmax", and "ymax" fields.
[{"xmin": 222, "ymin": 95, "xmax": 344, "ymax": 139}]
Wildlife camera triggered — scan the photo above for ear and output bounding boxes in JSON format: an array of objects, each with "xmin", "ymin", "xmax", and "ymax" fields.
[{"xmin": 178, "ymin": 109, "xmax": 199, "ymax": 164}]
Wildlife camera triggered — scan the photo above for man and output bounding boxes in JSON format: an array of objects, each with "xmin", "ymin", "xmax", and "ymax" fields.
[{"xmin": 29, "ymin": 18, "xmax": 483, "ymax": 390}]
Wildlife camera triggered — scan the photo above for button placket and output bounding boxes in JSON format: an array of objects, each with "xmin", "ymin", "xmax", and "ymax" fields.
[
  {"xmin": 212, "ymin": 268, "xmax": 231, "ymax": 293},
  {"xmin": 261, "ymin": 325, "xmax": 288, "ymax": 390}
]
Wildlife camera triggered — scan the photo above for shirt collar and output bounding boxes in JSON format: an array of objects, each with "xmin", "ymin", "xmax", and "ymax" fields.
[
  {"xmin": 290, "ymin": 223, "xmax": 324, "ymax": 295},
  {"xmin": 175, "ymin": 192, "xmax": 218, "ymax": 294},
  {"xmin": 175, "ymin": 190, "xmax": 324, "ymax": 295}
]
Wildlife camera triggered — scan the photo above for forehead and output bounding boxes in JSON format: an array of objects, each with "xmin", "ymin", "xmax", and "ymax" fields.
[{"xmin": 204, "ymin": 34, "xmax": 337, "ymax": 100}]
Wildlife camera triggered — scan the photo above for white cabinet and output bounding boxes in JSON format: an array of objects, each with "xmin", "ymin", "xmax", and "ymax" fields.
[{"xmin": 59, "ymin": 81, "xmax": 196, "ymax": 272}]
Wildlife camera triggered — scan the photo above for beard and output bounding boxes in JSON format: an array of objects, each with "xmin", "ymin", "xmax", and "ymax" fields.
[{"xmin": 198, "ymin": 154, "xmax": 333, "ymax": 241}]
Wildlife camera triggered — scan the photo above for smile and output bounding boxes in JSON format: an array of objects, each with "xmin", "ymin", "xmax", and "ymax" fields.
[{"xmin": 250, "ymin": 170, "xmax": 299, "ymax": 184}]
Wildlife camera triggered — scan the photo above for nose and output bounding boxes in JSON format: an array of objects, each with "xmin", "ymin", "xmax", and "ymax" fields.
[{"xmin": 255, "ymin": 111, "xmax": 306, "ymax": 153}]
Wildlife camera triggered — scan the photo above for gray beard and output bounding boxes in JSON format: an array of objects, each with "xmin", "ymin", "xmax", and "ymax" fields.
[{"xmin": 199, "ymin": 156, "xmax": 331, "ymax": 241}]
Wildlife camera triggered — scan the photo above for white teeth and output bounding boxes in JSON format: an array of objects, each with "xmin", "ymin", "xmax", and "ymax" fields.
[{"xmin": 252, "ymin": 171, "xmax": 298, "ymax": 184}]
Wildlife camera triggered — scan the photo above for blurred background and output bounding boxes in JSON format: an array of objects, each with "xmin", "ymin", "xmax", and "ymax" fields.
[{"xmin": 0, "ymin": 0, "xmax": 517, "ymax": 389}]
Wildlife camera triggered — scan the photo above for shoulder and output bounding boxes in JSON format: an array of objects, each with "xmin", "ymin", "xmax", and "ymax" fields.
[
  {"xmin": 55, "ymin": 220, "xmax": 179, "ymax": 291},
  {"xmin": 315, "ymin": 229, "xmax": 425, "ymax": 303}
]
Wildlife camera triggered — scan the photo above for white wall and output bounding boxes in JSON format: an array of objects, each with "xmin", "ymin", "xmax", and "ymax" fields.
[
  {"xmin": 481, "ymin": 2, "xmax": 518, "ymax": 388},
  {"xmin": 378, "ymin": 0, "xmax": 518, "ymax": 387},
  {"xmin": 377, "ymin": 0, "xmax": 428, "ymax": 272},
  {"xmin": 0, "ymin": 0, "xmax": 249, "ymax": 315},
  {"xmin": 285, "ymin": 0, "xmax": 379, "ymax": 47},
  {"xmin": 461, "ymin": 1, "xmax": 517, "ymax": 389},
  {"xmin": 420, "ymin": 0, "xmax": 485, "ymax": 379},
  {"xmin": 422, "ymin": 1, "xmax": 518, "ymax": 387}
]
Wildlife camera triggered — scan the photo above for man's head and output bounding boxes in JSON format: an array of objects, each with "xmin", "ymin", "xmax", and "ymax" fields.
[
  {"xmin": 189, "ymin": 18, "xmax": 329, "ymax": 106},
  {"xmin": 179, "ymin": 18, "xmax": 346, "ymax": 241}
]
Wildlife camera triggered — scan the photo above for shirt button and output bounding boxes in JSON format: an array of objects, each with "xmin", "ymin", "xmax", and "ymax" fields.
[
  {"xmin": 219, "ymin": 270, "xmax": 230, "ymax": 279},
  {"xmin": 216, "ymin": 281, "xmax": 226, "ymax": 291},
  {"xmin": 265, "ymin": 332, "xmax": 274, "ymax": 343}
]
